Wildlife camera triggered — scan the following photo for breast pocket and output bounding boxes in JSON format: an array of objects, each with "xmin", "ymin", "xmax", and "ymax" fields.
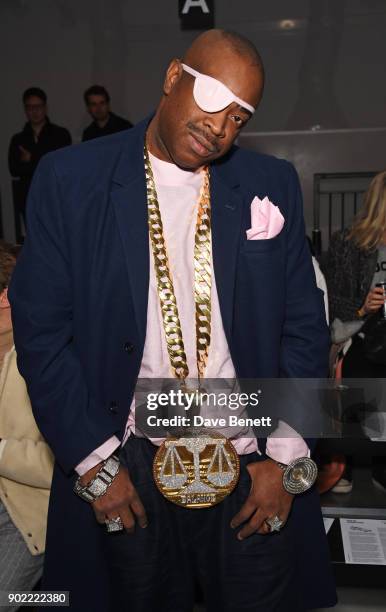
[{"xmin": 240, "ymin": 233, "xmax": 283, "ymax": 254}]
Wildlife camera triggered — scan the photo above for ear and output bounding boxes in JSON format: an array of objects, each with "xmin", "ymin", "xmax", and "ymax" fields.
[
  {"xmin": 0, "ymin": 288, "xmax": 10, "ymax": 309},
  {"xmin": 163, "ymin": 59, "xmax": 183, "ymax": 96}
]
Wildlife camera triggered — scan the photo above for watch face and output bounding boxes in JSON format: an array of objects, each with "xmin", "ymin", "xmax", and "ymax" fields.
[{"xmin": 283, "ymin": 458, "xmax": 318, "ymax": 494}]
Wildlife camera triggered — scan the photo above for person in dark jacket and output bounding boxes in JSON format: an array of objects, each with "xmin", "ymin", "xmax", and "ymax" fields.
[
  {"xmin": 82, "ymin": 85, "xmax": 132, "ymax": 141},
  {"xmin": 8, "ymin": 87, "xmax": 72, "ymax": 241}
]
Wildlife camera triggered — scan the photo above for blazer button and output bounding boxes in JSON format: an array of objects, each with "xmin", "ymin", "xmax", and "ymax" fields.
[
  {"xmin": 109, "ymin": 401, "xmax": 118, "ymax": 414},
  {"xmin": 123, "ymin": 341, "xmax": 134, "ymax": 353}
]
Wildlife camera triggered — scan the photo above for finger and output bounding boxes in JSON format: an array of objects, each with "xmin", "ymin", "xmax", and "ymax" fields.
[
  {"xmin": 258, "ymin": 520, "xmax": 272, "ymax": 535},
  {"xmin": 237, "ymin": 509, "xmax": 266, "ymax": 540},
  {"xmin": 130, "ymin": 493, "xmax": 148, "ymax": 528},
  {"xmin": 371, "ymin": 293, "xmax": 385, "ymax": 302},
  {"xmin": 93, "ymin": 507, "xmax": 106, "ymax": 525},
  {"xmin": 118, "ymin": 506, "xmax": 135, "ymax": 533},
  {"xmin": 230, "ymin": 497, "xmax": 257, "ymax": 529}
]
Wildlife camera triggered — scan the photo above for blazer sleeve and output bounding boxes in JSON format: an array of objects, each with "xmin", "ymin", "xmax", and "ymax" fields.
[
  {"xmin": 279, "ymin": 164, "xmax": 330, "ymax": 451},
  {"xmin": 280, "ymin": 164, "xmax": 330, "ymax": 378},
  {"xmin": 8, "ymin": 155, "xmax": 119, "ymax": 475}
]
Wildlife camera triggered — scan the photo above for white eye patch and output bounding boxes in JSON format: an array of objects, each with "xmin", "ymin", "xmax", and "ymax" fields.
[{"xmin": 181, "ymin": 63, "xmax": 255, "ymax": 115}]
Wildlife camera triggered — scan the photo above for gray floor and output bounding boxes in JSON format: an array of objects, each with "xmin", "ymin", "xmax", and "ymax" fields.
[
  {"xmin": 194, "ymin": 587, "xmax": 386, "ymax": 611},
  {"xmin": 316, "ymin": 587, "xmax": 386, "ymax": 612}
]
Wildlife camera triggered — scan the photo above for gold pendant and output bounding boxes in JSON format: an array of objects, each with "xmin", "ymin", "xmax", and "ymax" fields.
[{"xmin": 153, "ymin": 429, "xmax": 240, "ymax": 509}]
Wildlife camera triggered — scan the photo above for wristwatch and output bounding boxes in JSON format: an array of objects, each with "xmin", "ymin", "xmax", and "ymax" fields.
[
  {"xmin": 276, "ymin": 457, "xmax": 318, "ymax": 495},
  {"xmin": 73, "ymin": 454, "xmax": 120, "ymax": 503}
]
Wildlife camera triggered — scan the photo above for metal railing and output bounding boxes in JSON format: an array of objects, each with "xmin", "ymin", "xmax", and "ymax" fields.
[{"xmin": 312, "ymin": 172, "xmax": 377, "ymax": 256}]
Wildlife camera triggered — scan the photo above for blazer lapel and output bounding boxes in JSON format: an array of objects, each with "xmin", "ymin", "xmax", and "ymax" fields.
[
  {"xmin": 210, "ymin": 165, "xmax": 244, "ymax": 341},
  {"xmin": 111, "ymin": 121, "xmax": 150, "ymax": 345}
]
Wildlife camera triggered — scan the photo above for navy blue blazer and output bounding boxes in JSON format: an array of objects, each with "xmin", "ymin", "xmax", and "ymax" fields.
[{"xmin": 9, "ymin": 117, "xmax": 336, "ymax": 611}]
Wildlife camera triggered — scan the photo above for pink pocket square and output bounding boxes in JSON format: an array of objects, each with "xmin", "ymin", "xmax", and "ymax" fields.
[{"xmin": 246, "ymin": 196, "xmax": 285, "ymax": 240}]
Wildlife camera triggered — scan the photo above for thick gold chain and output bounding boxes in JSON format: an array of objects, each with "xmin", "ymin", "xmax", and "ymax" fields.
[{"xmin": 144, "ymin": 145, "xmax": 212, "ymax": 383}]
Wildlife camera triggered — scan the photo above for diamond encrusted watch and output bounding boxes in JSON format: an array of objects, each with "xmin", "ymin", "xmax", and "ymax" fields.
[
  {"xmin": 73, "ymin": 454, "xmax": 120, "ymax": 503},
  {"xmin": 276, "ymin": 457, "xmax": 318, "ymax": 495}
]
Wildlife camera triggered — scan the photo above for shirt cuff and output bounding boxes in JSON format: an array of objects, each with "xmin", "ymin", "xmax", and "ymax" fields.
[
  {"xmin": 75, "ymin": 436, "xmax": 121, "ymax": 476},
  {"xmin": 0, "ymin": 439, "xmax": 7, "ymax": 463},
  {"xmin": 265, "ymin": 420, "xmax": 310, "ymax": 465}
]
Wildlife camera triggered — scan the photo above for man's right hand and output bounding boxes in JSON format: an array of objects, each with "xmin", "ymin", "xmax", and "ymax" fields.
[{"xmin": 80, "ymin": 461, "xmax": 148, "ymax": 533}]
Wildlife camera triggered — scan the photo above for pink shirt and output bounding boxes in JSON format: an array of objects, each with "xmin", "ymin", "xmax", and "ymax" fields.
[{"xmin": 76, "ymin": 154, "xmax": 309, "ymax": 475}]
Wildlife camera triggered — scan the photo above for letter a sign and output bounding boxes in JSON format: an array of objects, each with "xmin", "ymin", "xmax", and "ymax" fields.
[{"xmin": 179, "ymin": 0, "xmax": 214, "ymax": 30}]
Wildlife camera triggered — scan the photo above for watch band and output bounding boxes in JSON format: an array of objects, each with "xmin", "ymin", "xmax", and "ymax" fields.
[
  {"xmin": 275, "ymin": 457, "xmax": 318, "ymax": 495},
  {"xmin": 73, "ymin": 454, "xmax": 120, "ymax": 503}
]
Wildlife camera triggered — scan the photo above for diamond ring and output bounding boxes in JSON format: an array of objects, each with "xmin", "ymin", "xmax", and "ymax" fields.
[
  {"xmin": 266, "ymin": 515, "xmax": 284, "ymax": 532},
  {"xmin": 105, "ymin": 516, "xmax": 124, "ymax": 533}
]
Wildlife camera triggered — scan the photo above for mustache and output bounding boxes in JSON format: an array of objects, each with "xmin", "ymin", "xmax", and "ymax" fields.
[{"xmin": 187, "ymin": 122, "xmax": 221, "ymax": 153}]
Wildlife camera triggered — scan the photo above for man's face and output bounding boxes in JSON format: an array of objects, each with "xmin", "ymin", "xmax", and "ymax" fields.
[
  {"xmin": 156, "ymin": 50, "xmax": 264, "ymax": 170},
  {"xmin": 24, "ymin": 96, "xmax": 47, "ymax": 125},
  {"xmin": 86, "ymin": 94, "xmax": 110, "ymax": 122}
]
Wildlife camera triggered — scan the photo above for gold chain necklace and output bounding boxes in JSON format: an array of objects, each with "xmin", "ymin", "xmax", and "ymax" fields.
[
  {"xmin": 145, "ymin": 145, "xmax": 240, "ymax": 509},
  {"xmin": 144, "ymin": 144, "xmax": 212, "ymax": 385}
]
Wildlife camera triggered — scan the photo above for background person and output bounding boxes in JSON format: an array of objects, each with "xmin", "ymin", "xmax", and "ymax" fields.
[
  {"xmin": 325, "ymin": 170, "xmax": 386, "ymax": 493},
  {"xmin": 82, "ymin": 85, "xmax": 132, "ymax": 141},
  {"xmin": 8, "ymin": 87, "xmax": 72, "ymax": 241},
  {"xmin": 0, "ymin": 241, "xmax": 54, "ymax": 611}
]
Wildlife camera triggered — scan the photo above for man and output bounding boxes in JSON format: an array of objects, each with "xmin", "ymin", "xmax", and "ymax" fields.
[
  {"xmin": 0, "ymin": 242, "xmax": 54, "ymax": 611},
  {"xmin": 8, "ymin": 88, "xmax": 72, "ymax": 240},
  {"xmin": 9, "ymin": 30, "xmax": 337, "ymax": 611},
  {"xmin": 82, "ymin": 85, "xmax": 132, "ymax": 141}
]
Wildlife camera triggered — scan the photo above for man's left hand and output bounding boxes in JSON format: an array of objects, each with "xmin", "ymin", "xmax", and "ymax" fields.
[{"xmin": 230, "ymin": 459, "xmax": 294, "ymax": 539}]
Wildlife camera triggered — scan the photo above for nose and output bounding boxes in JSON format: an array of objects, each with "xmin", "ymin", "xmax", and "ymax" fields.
[{"xmin": 203, "ymin": 110, "xmax": 227, "ymax": 139}]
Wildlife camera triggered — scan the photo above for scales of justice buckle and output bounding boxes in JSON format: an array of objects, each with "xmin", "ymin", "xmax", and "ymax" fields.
[{"xmin": 153, "ymin": 428, "xmax": 240, "ymax": 509}]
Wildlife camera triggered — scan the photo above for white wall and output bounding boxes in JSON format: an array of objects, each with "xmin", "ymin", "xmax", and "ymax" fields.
[{"xmin": 239, "ymin": 127, "xmax": 386, "ymax": 242}]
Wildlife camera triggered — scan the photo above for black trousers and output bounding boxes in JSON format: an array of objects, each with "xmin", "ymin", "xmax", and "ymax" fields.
[{"xmin": 102, "ymin": 436, "xmax": 303, "ymax": 612}]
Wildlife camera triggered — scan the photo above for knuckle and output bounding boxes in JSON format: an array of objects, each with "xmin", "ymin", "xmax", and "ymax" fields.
[{"xmin": 103, "ymin": 499, "xmax": 118, "ymax": 514}]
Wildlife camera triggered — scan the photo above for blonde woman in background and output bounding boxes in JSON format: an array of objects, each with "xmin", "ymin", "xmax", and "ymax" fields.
[{"xmin": 325, "ymin": 170, "xmax": 386, "ymax": 493}]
